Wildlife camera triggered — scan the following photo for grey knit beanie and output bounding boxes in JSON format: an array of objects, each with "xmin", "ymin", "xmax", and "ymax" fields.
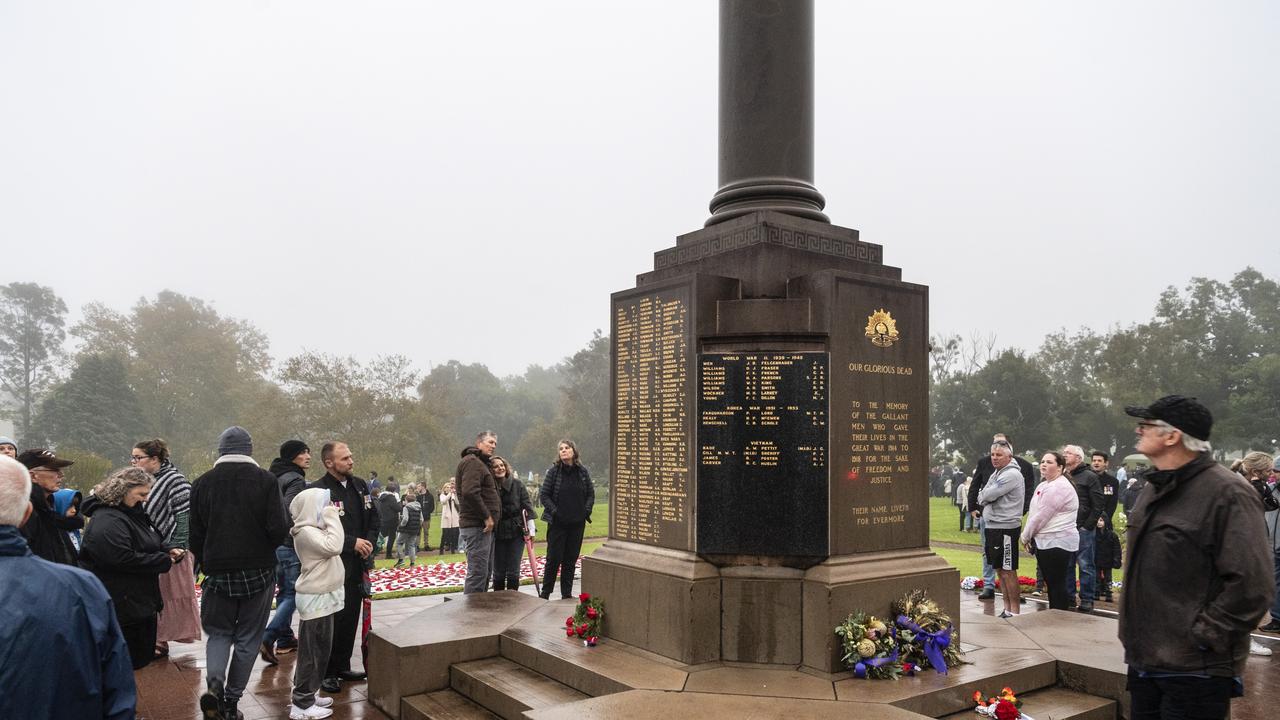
[{"xmin": 217, "ymin": 426, "xmax": 253, "ymax": 456}]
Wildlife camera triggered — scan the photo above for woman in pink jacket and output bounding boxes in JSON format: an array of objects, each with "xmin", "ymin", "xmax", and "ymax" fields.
[{"xmin": 1021, "ymin": 451, "xmax": 1080, "ymax": 610}]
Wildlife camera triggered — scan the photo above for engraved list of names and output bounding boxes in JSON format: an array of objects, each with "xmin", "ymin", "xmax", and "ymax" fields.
[
  {"xmin": 611, "ymin": 287, "xmax": 692, "ymax": 550},
  {"xmin": 697, "ymin": 353, "xmax": 830, "ymax": 556}
]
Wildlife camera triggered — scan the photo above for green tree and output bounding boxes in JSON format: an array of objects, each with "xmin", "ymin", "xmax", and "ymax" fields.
[
  {"xmin": 32, "ymin": 354, "xmax": 144, "ymax": 460},
  {"xmin": 72, "ymin": 291, "xmax": 272, "ymax": 470},
  {"xmin": 557, "ymin": 330, "xmax": 609, "ymax": 474},
  {"xmin": 0, "ymin": 282, "xmax": 68, "ymax": 442},
  {"xmin": 277, "ymin": 351, "xmax": 436, "ymax": 478},
  {"xmin": 933, "ymin": 350, "xmax": 1058, "ymax": 462}
]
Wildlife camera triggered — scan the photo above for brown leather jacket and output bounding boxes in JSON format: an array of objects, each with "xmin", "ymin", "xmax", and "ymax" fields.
[{"xmin": 1119, "ymin": 453, "xmax": 1274, "ymax": 676}]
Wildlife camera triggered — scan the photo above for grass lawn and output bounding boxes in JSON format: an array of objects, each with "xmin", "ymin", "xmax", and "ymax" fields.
[
  {"xmin": 376, "ymin": 501, "xmax": 610, "ymax": 566},
  {"xmin": 371, "ymin": 496, "xmax": 1127, "ymax": 598}
]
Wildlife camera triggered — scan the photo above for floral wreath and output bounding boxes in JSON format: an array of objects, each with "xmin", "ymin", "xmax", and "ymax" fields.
[{"xmin": 834, "ymin": 589, "xmax": 965, "ymax": 679}]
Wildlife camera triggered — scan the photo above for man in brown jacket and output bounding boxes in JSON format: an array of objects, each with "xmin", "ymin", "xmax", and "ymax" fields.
[
  {"xmin": 1120, "ymin": 395, "xmax": 1274, "ymax": 719},
  {"xmin": 456, "ymin": 431, "xmax": 500, "ymax": 594}
]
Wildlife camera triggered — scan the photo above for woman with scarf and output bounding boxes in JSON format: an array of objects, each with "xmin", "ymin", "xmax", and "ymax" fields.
[
  {"xmin": 132, "ymin": 438, "xmax": 202, "ymax": 656},
  {"xmin": 80, "ymin": 467, "xmax": 180, "ymax": 669},
  {"xmin": 538, "ymin": 440, "xmax": 594, "ymax": 600},
  {"xmin": 490, "ymin": 455, "xmax": 535, "ymax": 591}
]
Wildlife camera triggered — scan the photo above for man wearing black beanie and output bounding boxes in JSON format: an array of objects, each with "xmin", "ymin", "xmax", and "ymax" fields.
[
  {"xmin": 260, "ymin": 440, "xmax": 311, "ymax": 664},
  {"xmin": 191, "ymin": 426, "xmax": 289, "ymax": 720}
]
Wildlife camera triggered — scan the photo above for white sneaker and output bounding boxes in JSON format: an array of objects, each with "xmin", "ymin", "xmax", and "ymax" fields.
[
  {"xmin": 313, "ymin": 695, "xmax": 334, "ymax": 708},
  {"xmin": 1250, "ymin": 640, "xmax": 1273, "ymax": 656},
  {"xmin": 290, "ymin": 703, "xmax": 333, "ymax": 719}
]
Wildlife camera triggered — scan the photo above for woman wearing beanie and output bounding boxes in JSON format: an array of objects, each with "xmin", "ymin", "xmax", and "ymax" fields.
[{"xmin": 288, "ymin": 487, "xmax": 345, "ymax": 719}]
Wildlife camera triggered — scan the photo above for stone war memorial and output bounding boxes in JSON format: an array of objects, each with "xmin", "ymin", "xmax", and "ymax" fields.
[{"xmin": 370, "ymin": 3, "xmax": 1131, "ymax": 718}]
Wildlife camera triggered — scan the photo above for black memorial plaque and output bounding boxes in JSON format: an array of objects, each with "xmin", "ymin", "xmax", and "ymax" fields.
[{"xmin": 696, "ymin": 352, "xmax": 829, "ymax": 557}]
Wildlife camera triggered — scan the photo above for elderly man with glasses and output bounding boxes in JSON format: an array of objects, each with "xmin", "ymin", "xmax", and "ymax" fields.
[
  {"xmin": 17, "ymin": 448, "xmax": 79, "ymax": 565},
  {"xmin": 1119, "ymin": 395, "xmax": 1273, "ymax": 720}
]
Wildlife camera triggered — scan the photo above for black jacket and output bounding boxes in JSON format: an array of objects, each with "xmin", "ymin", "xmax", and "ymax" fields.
[
  {"xmin": 79, "ymin": 500, "xmax": 172, "ymax": 625},
  {"xmin": 269, "ymin": 458, "xmax": 308, "ymax": 547},
  {"xmin": 968, "ymin": 454, "xmax": 1036, "ymax": 515},
  {"xmin": 19, "ymin": 484, "xmax": 79, "ymax": 566},
  {"xmin": 540, "ymin": 462, "xmax": 594, "ymax": 525},
  {"xmin": 1096, "ymin": 470, "xmax": 1120, "ymax": 529},
  {"xmin": 190, "ymin": 459, "xmax": 289, "ymax": 575},
  {"xmin": 1119, "ymin": 453, "xmax": 1274, "ymax": 676},
  {"xmin": 1068, "ymin": 464, "xmax": 1105, "ymax": 530},
  {"xmin": 308, "ymin": 472, "xmax": 379, "ymax": 581},
  {"xmin": 377, "ymin": 492, "xmax": 401, "ymax": 536},
  {"xmin": 496, "ymin": 475, "xmax": 535, "ymax": 540}
]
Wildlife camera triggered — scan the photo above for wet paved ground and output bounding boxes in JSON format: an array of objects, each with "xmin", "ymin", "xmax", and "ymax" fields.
[{"xmin": 135, "ymin": 587, "xmax": 1278, "ymax": 719}]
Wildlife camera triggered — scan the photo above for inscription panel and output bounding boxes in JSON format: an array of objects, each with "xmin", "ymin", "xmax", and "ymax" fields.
[
  {"xmin": 611, "ymin": 284, "xmax": 693, "ymax": 550},
  {"xmin": 830, "ymin": 278, "xmax": 929, "ymax": 554},
  {"xmin": 697, "ymin": 352, "xmax": 829, "ymax": 556}
]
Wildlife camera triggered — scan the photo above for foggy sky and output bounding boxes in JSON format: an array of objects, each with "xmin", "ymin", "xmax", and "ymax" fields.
[{"xmin": 3, "ymin": 1, "xmax": 1277, "ymax": 377}]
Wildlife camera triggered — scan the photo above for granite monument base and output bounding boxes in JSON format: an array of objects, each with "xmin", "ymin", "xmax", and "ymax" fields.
[{"xmin": 583, "ymin": 543, "xmax": 958, "ymax": 671}]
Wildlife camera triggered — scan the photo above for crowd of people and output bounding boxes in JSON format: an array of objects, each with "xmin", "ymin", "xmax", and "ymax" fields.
[
  {"xmin": 0, "ymin": 427, "xmax": 595, "ymax": 720},
  {"xmin": 3, "ymin": 391, "xmax": 1277, "ymax": 719},
  {"xmin": 961, "ymin": 395, "xmax": 1277, "ymax": 718}
]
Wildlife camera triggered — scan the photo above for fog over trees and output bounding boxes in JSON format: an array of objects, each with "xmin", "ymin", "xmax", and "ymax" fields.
[{"xmin": 1, "ymin": 266, "xmax": 1276, "ymax": 490}]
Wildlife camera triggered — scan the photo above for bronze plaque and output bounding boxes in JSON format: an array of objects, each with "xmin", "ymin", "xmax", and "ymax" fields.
[
  {"xmin": 830, "ymin": 276, "xmax": 929, "ymax": 554},
  {"xmin": 610, "ymin": 282, "xmax": 694, "ymax": 550}
]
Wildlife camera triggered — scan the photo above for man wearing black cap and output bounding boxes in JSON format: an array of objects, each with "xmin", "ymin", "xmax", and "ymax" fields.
[
  {"xmin": 17, "ymin": 448, "xmax": 78, "ymax": 566},
  {"xmin": 260, "ymin": 440, "xmax": 311, "ymax": 664},
  {"xmin": 1119, "ymin": 395, "xmax": 1274, "ymax": 719}
]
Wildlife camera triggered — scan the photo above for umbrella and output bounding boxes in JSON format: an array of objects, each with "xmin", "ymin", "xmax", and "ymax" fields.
[{"xmin": 523, "ymin": 509, "xmax": 540, "ymax": 588}]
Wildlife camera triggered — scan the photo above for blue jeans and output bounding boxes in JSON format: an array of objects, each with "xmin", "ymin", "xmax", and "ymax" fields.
[
  {"xmin": 261, "ymin": 545, "xmax": 300, "ymax": 646},
  {"xmin": 978, "ymin": 516, "xmax": 996, "ymax": 587},
  {"xmin": 1074, "ymin": 527, "xmax": 1096, "ymax": 603}
]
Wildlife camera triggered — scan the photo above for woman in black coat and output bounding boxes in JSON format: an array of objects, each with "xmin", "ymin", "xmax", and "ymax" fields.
[
  {"xmin": 80, "ymin": 467, "xmax": 180, "ymax": 669},
  {"xmin": 538, "ymin": 440, "xmax": 594, "ymax": 600},
  {"xmin": 490, "ymin": 455, "xmax": 535, "ymax": 591}
]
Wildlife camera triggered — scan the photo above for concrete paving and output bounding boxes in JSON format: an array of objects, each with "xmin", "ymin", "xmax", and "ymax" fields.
[{"xmin": 134, "ymin": 586, "xmax": 1279, "ymax": 719}]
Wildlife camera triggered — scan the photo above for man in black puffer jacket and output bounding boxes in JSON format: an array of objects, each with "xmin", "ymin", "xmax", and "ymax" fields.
[
  {"xmin": 190, "ymin": 427, "xmax": 289, "ymax": 720},
  {"xmin": 259, "ymin": 440, "xmax": 311, "ymax": 663}
]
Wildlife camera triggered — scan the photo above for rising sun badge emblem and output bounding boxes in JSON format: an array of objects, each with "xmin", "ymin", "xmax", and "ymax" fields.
[{"xmin": 864, "ymin": 309, "xmax": 899, "ymax": 348}]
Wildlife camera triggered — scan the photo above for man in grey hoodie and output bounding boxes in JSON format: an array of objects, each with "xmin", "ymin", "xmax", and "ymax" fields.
[{"xmin": 976, "ymin": 439, "xmax": 1026, "ymax": 618}]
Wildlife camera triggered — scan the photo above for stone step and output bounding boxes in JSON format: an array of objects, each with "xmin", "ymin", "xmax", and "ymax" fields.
[
  {"xmin": 451, "ymin": 656, "xmax": 589, "ymax": 720},
  {"xmin": 835, "ymin": 646, "xmax": 1060, "ymax": 716},
  {"xmin": 403, "ymin": 689, "xmax": 501, "ymax": 720},
  {"xmin": 500, "ymin": 601, "xmax": 688, "ymax": 697},
  {"xmin": 938, "ymin": 686, "xmax": 1115, "ymax": 720}
]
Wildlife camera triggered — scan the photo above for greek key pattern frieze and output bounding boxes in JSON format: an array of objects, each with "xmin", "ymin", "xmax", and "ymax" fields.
[{"xmin": 653, "ymin": 224, "xmax": 881, "ymax": 270}]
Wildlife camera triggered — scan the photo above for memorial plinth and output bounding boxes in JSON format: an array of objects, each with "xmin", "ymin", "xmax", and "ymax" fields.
[
  {"xmin": 583, "ymin": 0, "xmax": 956, "ymax": 674},
  {"xmin": 583, "ymin": 211, "xmax": 958, "ymax": 672}
]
